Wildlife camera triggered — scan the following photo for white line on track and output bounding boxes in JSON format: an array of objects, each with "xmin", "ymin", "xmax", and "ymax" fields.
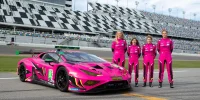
[
  {"xmin": 0, "ymin": 70, "xmax": 186, "ymax": 80},
  {"xmin": 0, "ymin": 77, "xmax": 18, "ymax": 80},
  {"xmin": 134, "ymin": 70, "xmax": 186, "ymax": 75}
]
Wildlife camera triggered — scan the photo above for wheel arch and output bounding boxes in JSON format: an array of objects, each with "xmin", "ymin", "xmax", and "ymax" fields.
[
  {"xmin": 17, "ymin": 59, "xmax": 33, "ymax": 75},
  {"xmin": 17, "ymin": 62, "xmax": 25, "ymax": 75},
  {"xmin": 54, "ymin": 65, "xmax": 70, "ymax": 92},
  {"xmin": 55, "ymin": 65, "xmax": 69, "ymax": 78}
]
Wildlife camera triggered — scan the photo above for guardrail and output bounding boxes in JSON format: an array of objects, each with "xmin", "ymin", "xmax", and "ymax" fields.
[{"xmin": 0, "ymin": 42, "xmax": 200, "ymax": 57}]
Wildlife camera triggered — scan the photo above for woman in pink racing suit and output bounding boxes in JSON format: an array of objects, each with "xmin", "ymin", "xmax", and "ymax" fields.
[
  {"xmin": 157, "ymin": 29, "xmax": 174, "ymax": 88},
  {"xmin": 127, "ymin": 38, "xmax": 141, "ymax": 87},
  {"xmin": 111, "ymin": 31, "xmax": 127, "ymax": 67},
  {"xmin": 142, "ymin": 35, "xmax": 156, "ymax": 87}
]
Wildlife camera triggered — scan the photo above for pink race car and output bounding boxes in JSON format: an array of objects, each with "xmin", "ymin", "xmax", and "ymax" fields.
[{"xmin": 17, "ymin": 49, "xmax": 131, "ymax": 93}]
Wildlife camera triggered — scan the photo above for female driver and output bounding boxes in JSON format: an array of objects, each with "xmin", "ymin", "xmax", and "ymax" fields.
[
  {"xmin": 142, "ymin": 35, "xmax": 156, "ymax": 87},
  {"xmin": 157, "ymin": 29, "xmax": 174, "ymax": 88},
  {"xmin": 111, "ymin": 31, "xmax": 127, "ymax": 67},
  {"xmin": 127, "ymin": 38, "xmax": 141, "ymax": 87}
]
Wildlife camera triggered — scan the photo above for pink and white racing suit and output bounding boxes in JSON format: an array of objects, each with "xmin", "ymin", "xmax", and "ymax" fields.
[
  {"xmin": 142, "ymin": 43, "xmax": 156, "ymax": 83},
  {"xmin": 111, "ymin": 39, "xmax": 127, "ymax": 67},
  {"xmin": 127, "ymin": 45, "xmax": 141, "ymax": 83},
  {"xmin": 157, "ymin": 38, "xmax": 174, "ymax": 84}
]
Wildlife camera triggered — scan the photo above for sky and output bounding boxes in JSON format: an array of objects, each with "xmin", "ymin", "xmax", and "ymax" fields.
[{"xmin": 72, "ymin": 0, "xmax": 200, "ymax": 21}]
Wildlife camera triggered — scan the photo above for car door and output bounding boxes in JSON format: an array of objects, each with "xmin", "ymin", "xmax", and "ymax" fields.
[
  {"xmin": 31, "ymin": 53, "xmax": 47, "ymax": 82},
  {"xmin": 40, "ymin": 52, "xmax": 63, "ymax": 85}
]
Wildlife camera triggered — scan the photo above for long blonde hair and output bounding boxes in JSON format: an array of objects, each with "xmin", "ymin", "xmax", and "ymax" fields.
[{"xmin": 115, "ymin": 30, "xmax": 124, "ymax": 43}]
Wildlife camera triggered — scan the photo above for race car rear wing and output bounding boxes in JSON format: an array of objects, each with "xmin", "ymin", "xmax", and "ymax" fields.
[
  {"xmin": 15, "ymin": 46, "xmax": 80, "ymax": 56},
  {"xmin": 15, "ymin": 49, "xmax": 43, "ymax": 57},
  {"xmin": 54, "ymin": 45, "xmax": 80, "ymax": 50},
  {"xmin": 54, "ymin": 46, "xmax": 80, "ymax": 53},
  {"xmin": 54, "ymin": 46, "xmax": 80, "ymax": 60}
]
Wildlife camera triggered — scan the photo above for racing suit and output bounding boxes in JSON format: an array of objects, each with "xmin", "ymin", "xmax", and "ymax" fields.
[
  {"xmin": 157, "ymin": 38, "xmax": 174, "ymax": 84},
  {"xmin": 127, "ymin": 45, "xmax": 141, "ymax": 83},
  {"xmin": 142, "ymin": 43, "xmax": 156, "ymax": 83},
  {"xmin": 111, "ymin": 39, "xmax": 127, "ymax": 67}
]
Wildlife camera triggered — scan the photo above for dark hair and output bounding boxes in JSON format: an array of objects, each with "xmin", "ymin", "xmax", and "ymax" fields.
[{"xmin": 130, "ymin": 38, "xmax": 140, "ymax": 46}]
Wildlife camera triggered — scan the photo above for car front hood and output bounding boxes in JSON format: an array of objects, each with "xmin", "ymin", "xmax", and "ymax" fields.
[{"xmin": 74, "ymin": 62, "xmax": 127, "ymax": 77}]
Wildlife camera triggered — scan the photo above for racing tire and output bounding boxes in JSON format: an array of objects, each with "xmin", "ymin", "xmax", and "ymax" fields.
[
  {"xmin": 19, "ymin": 64, "xmax": 26, "ymax": 82},
  {"xmin": 31, "ymin": 67, "xmax": 36, "ymax": 83},
  {"xmin": 55, "ymin": 67, "xmax": 69, "ymax": 92}
]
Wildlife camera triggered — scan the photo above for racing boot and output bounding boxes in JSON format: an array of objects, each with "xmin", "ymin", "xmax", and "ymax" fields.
[
  {"xmin": 142, "ymin": 82, "xmax": 146, "ymax": 87},
  {"xmin": 158, "ymin": 82, "xmax": 162, "ymax": 88},
  {"xmin": 135, "ymin": 82, "xmax": 138, "ymax": 87},
  {"xmin": 170, "ymin": 83, "xmax": 174, "ymax": 88},
  {"xmin": 149, "ymin": 82, "xmax": 153, "ymax": 87}
]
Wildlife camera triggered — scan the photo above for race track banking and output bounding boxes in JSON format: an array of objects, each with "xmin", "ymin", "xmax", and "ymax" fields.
[{"xmin": 0, "ymin": 45, "xmax": 200, "ymax": 100}]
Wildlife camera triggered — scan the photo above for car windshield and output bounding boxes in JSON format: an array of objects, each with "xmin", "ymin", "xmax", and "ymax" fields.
[{"xmin": 63, "ymin": 52, "xmax": 107, "ymax": 63}]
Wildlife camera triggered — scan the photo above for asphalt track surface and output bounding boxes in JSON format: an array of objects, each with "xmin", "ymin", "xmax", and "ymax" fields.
[
  {"xmin": 0, "ymin": 45, "xmax": 200, "ymax": 100},
  {"xmin": 0, "ymin": 68, "xmax": 200, "ymax": 100},
  {"xmin": 0, "ymin": 45, "xmax": 200, "ymax": 60}
]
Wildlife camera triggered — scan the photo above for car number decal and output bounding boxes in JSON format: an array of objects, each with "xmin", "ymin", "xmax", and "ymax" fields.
[{"xmin": 48, "ymin": 69, "xmax": 53, "ymax": 82}]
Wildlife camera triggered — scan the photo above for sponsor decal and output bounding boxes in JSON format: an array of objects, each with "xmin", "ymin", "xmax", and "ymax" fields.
[
  {"xmin": 167, "ymin": 43, "xmax": 170, "ymax": 46},
  {"xmin": 47, "ymin": 82, "xmax": 54, "ymax": 86},
  {"xmin": 25, "ymin": 77, "xmax": 31, "ymax": 82},
  {"xmin": 48, "ymin": 69, "xmax": 54, "ymax": 83},
  {"xmin": 69, "ymin": 88, "xmax": 79, "ymax": 91},
  {"xmin": 42, "ymin": 67, "xmax": 46, "ymax": 76}
]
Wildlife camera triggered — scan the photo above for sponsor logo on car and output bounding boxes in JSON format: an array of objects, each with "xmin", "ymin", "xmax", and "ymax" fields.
[
  {"xmin": 69, "ymin": 88, "xmax": 79, "ymax": 91},
  {"xmin": 48, "ymin": 69, "xmax": 54, "ymax": 83}
]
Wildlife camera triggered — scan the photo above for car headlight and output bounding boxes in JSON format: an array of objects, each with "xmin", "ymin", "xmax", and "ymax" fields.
[
  {"xmin": 112, "ymin": 64, "xmax": 127, "ymax": 75},
  {"xmin": 112, "ymin": 64, "xmax": 124, "ymax": 70},
  {"xmin": 80, "ymin": 69, "xmax": 100, "ymax": 76},
  {"xmin": 112, "ymin": 64, "xmax": 120, "ymax": 68}
]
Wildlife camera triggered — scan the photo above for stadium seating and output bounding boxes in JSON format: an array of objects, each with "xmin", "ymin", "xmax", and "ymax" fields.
[
  {"xmin": 141, "ymin": 11, "xmax": 200, "ymax": 28},
  {"xmin": 1, "ymin": 30, "xmax": 199, "ymax": 54},
  {"xmin": 0, "ymin": 0, "xmax": 199, "ymax": 54},
  {"xmin": 0, "ymin": 0, "xmax": 158, "ymax": 34},
  {"xmin": 88, "ymin": 2, "xmax": 159, "ymax": 34}
]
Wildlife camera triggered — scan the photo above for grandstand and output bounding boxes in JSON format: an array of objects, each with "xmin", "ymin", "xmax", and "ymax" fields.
[
  {"xmin": 39, "ymin": 0, "xmax": 66, "ymax": 5},
  {"xmin": 0, "ymin": 0, "xmax": 199, "ymax": 54}
]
